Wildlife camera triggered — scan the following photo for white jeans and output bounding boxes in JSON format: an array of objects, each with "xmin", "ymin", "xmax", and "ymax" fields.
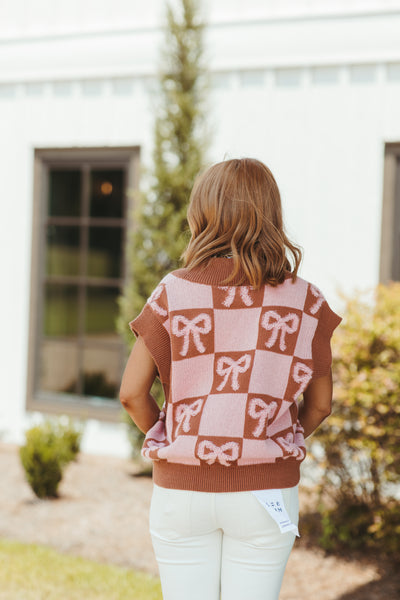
[{"xmin": 149, "ymin": 483, "xmax": 299, "ymax": 600}]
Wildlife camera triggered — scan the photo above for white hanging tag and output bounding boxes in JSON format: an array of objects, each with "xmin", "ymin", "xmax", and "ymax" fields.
[{"xmin": 251, "ymin": 489, "xmax": 300, "ymax": 537}]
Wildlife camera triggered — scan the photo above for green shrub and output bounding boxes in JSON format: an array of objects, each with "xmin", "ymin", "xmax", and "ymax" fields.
[
  {"xmin": 19, "ymin": 418, "xmax": 83, "ymax": 499},
  {"xmin": 57, "ymin": 417, "xmax": 83, "ymax": 461},
  {"xmin": 317, "ymin": 498, "xmax": 400, "ymax": 561},
  {"xmin": 309, "ymin": 282, "xmax": 400, "ymax": 561},
  {"xmin": 319, "ymin": 500, "xmax": 373, "ymax": 552}
]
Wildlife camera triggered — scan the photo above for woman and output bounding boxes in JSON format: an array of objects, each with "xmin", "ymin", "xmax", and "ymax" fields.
[{"xmin": 119, "ymin": 158, "xmax": 342, "ymax": 600}]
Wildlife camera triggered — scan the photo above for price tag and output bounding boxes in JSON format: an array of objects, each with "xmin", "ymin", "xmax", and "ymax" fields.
[{"xmin": 251, "ymin": 489, "xmax": 300, "ymax": 537}]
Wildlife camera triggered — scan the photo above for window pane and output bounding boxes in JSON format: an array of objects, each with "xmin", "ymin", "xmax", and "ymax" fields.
[
  {"xmin": 87, "ymin": 226, "xmax": 122, "ymax": 278},
  {"xmin": 85, "ymin": 286, "xmax": 119, "ymax": 335},
  {"xmin": 81, "ymin": 346, "xmax": 122, "ymax": 400},
  {"xmin": 39, "ymin": 340, "xmax": 79, "ymax": 393},
  {"xmin": 44, "ymin": 283, "xmax": 79, "ymax": 337},
  {"xmin": 46, "ymin": 225, "xmax": 81, "ymax": 276},
  {"xmin": 90, "ymin": 169, "xmax": 123, "ymax": 218},
  {"xmin": 49, "ymin": 169, "xmax": 81, "ymax": 216}
]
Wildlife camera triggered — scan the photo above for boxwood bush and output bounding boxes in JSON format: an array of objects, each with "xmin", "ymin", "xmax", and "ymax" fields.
[{"xmin": 19, "ymin": 417, "xmax": 83, "ymax": 499}]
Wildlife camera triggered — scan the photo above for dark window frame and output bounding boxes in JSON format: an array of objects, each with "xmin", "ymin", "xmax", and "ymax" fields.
[
  {"xmin": 27, "ymin": 147, "xmax": 140, "ymax": 422},
  {"xmin": 380, "ymin": 143, "xmax": 400, "ymax": 284}
]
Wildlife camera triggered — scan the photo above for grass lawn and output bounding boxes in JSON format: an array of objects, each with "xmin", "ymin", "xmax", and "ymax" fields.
[{"xmin": 0, "ymin": 538, "xmax": 162, "ymax": 600}]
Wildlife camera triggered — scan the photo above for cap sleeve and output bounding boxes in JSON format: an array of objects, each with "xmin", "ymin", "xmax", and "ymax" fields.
[
  {"xmin": 311, "ymin": 299, "xmax": 342, "ymax": 380},
  {"xmin": 129, "ymin": 282, "xmax": 171, "ymax": 384}
]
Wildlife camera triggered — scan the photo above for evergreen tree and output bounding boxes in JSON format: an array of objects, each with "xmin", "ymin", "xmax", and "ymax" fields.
[{"xmin": 118, "ymin": 0, "xmax": 208, "ymax": 347}]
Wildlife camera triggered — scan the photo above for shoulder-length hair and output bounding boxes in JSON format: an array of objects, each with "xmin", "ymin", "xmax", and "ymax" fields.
[{"xmin": 181, "ymin": 158, "xmax": 302, "ymax": 288}]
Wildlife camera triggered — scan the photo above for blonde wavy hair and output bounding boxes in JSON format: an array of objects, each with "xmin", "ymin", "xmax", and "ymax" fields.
[{"xmin": 182, "ymin": 158, "xmax": 302, "ymax": 288}]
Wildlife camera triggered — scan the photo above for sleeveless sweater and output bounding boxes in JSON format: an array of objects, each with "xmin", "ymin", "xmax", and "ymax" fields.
[{"xmin": 129, "ymin": 257, "xmax": 342, "ymax": 492}]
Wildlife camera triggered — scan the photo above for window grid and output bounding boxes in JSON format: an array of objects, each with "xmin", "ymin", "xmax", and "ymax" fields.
[{"xmin": 28, "ymin": 148, "xmax": 139, "ymax": 421}]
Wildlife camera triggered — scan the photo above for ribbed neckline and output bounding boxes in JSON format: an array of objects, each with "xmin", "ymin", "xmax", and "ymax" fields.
[{"xmin": 172, "ymin": 257, "xmax": 294, "ymax": 286}]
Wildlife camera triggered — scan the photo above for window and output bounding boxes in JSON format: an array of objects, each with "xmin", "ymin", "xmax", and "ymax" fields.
[
  {"xmin": 380, "ymin": 144, "xmax": 400, "ymax": 283},
  {"xmin": 28, "ymin": 148, "xmax": 139, "ymax": 421}
]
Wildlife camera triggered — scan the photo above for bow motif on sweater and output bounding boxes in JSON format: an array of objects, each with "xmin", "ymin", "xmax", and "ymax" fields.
[
  {"xmin": 175, "ymin": 399, "xmax": 204, "ymax": 434},
  {"xmin": 142, "ymin": 439, "xmax": 167, "ymax": 459},
  {"xmin": 261, "ymin": 310, "xmax": 300, "ymax": 351},
  {"xmin": 216, "ymin": 354, "xmax": 251, "ymax": 391},
  {"xmin": 309, "ymin": 285, "xmax": 324, "ymax": 315},
  {"xmin": 218, "ymin": 286, "xmax": 254, "ymax": 307},
  {"xmin": 197, "ymin": 440, "xmax": 239, "ymax": 466},
  {"xmin": 145, "ymin": 439, "xmax": 166, "ymax": 450},
  {"xmin": 172, "ymin": 313, "xmax": 212, "ymax": 356},
  {"xmin": 277, "ymin": 432, "xmax": 305, "ymax": 460},
  {"xmin": 148, "ymin": 284, "xmax": 167, "ymax": 317},
  {"xmin": 248, "ymin": 397, "xmax": 278, "ymax": 437},
  {"xmin": 292, "ymin": 362, "xmax": 313, "ymax": 400}
]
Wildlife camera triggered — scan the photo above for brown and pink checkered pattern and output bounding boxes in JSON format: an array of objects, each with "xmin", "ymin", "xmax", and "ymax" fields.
[{"xmin": 129, "ymin": 259, "xmax": 342, "ymax": 492}]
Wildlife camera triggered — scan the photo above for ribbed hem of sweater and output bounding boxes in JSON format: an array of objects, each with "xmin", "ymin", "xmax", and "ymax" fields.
[{"xmin": 152, "ymin": 460, "xmax": 301, "ymax": 492}]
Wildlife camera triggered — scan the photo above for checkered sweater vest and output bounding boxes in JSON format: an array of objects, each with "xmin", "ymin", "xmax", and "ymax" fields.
[{"xmin": 129, "ymin": 257, "xmax": 342, "ymax": 492}]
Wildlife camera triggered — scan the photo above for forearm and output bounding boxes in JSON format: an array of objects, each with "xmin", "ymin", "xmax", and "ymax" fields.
[
  {"xmin": 298, "ymin": 399, "xmax": 330, "ymax": 438},
  {"xmin": 121, "ymin": 393, "xmax": 160, "ymax": 434}
]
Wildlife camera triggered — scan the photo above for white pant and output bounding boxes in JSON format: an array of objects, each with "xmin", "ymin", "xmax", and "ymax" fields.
[{"xmin": 149, "ymin": 483, "xmax": 299, "ymax": 600}]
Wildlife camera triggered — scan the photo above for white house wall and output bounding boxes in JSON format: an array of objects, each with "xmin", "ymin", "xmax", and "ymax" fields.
[{"xmin": 1, "ymin": 0, "xmax": 400, "ymax": 455}]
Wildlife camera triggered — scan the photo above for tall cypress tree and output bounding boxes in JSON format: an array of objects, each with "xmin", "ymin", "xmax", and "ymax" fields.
[{"xmin": 118, "ymin": 0, "xmax": 208, "ymax": 347}]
